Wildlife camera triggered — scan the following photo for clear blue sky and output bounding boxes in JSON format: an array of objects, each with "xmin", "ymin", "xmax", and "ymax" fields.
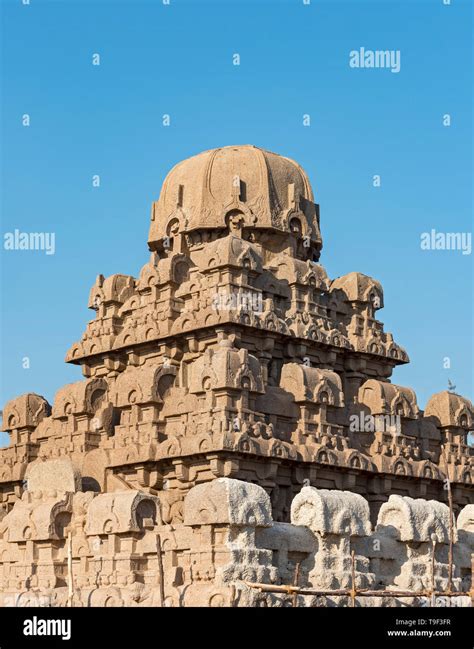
[{"xmin": 1, "ymin": 0, "xmax": 472, "ymax": 448}]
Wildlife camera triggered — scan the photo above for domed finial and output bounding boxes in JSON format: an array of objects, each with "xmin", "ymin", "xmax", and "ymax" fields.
[{"xmin": 148, "ymin": 145, "xmax": 322, "ymax": 263}]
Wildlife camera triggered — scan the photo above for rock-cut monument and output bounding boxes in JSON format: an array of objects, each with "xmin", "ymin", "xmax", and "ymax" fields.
[{"xmin": 0, "ymin": 145, "xmax": 473, "ymax": 606}]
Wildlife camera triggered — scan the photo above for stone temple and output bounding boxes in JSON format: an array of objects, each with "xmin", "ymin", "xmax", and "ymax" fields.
[{"xmin": 0, "ymin": 145, "xmax": 473, "ymax": 607}]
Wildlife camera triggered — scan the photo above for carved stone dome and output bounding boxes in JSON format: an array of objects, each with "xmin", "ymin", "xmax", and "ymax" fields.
[
  {"xmin": 148, "ymin": 145, "xmax": 322, "ymax": 259},
  {"xmin": 425, "ymin": 391, "xmax": 474, "ymax": 429}
]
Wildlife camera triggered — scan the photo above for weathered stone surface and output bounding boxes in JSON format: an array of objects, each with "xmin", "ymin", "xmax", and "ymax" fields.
[
  {"xmin": 3, "ymin": 491, "xmax": 71, "ymax": 543},
  {"xmin": 291, "ymin": 486, "xmax": 371, "ymax": 537},
  {"xmin": 370, "ymin": 495, "xmax": 462, "ymax": 593},
  {"xmin": 147, "ymin": 145, "xmax": 322, "ymax": 253},
  {"xmin": 457, "ymin": 504, "xmax": 474, "ymax": 534},
  {"xmin": 280, "ymin": 364, "xmax": 344, "ymax": 406},
  {"xmin": 0, "ymin": 477, "xmax": 471, "ymax": 607},
  {"xmin": 0, "ymin": 145, "xmax": 472, "ymax": 607},
  {"xmin": 377, "ymin": 495, "xmax": 451, "ymax": 544},
  {"xmin": 358, "ymin": 380, "xmax": 419, "ymax": 419},
  {"xmin": 184, "ymin": 478, "xmax": 272, "ymax": 528},
  {"xmin": 25, "ymin": 459, "xmax": 81, "ymax": 494},
  {"xmin": 2, "ymin": 394, "xmax": 51, "ymax": 432},
  {"xmin": 425, "ymin": 392, "xmax": 474, "ymax": 429},
  {"xmin": 85, "ymin": 491, "xmax": 161, "ymax": 535}
]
